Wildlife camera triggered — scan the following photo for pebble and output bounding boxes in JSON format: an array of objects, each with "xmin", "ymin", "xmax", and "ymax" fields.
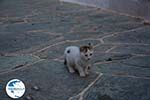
[
  {"xmin": 106, "ymin": 58, "xmax": 112, "ymax": 61},
  {"xmin": 32, "ymin": 86, "xmax": 40, "ymax": 91},
  {"xmin": 24, "ymin": 95, "xmax": 33, "ymax": 100}
]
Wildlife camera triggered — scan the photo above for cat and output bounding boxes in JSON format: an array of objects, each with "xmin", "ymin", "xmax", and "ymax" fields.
[{"xmin": 64, "ymin": 43, "xmax": 94, "ymax": 77}]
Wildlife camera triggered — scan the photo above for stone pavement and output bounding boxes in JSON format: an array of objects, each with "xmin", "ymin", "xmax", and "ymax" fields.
[{"xmin": 0, "ymin": 0, "xmax": 150, "ymax": 100}]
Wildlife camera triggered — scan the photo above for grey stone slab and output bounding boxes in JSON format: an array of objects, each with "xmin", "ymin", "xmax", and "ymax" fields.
[
  {"xmin": 64, "ymin": 32, "xmax": 102, "ymax": 40},
  {"xmin": 99, "ymin": 22, "xmax": 142, "ymax": 33},
  {"xmin": 88, "ymin": 10, "xmax": 117, "ymax": 20},
  {"xmin": 93, "ymin": 53, "xmax": 113, "ymax": 63},
  {"xmin": 88, "ymin": 13, "xmax": 142, "ymax": 25},
  {"xmin": 0, "ymin": 55, "xmax": 40, "ymax": 73},
  {"xmin": 0, "ymin": 0, "xmax": 92, "ymax": 34},
  {"xmin": 94, "ymin": 44, "xmax": 114, "ymax": 53},
  {"xmin": 84, "ymin": 75, "xmax": 150, "ymax": 100},
  {"xmin": 0, "ymin": 0, "xmax": 56, "ymax": 17},
  {"xmin": 0, "ymin": 31, "xmax": 60, "ymax": 53},
  {"xmin": 56, "ymin": 10, "xmax": 127, "ymax": 34},
  {"xmin": 61, "ymin": 0, "xmax": 150, "ymax": 21},
  {"xmin": 92, "ymin": 45, "xmax": 123, "ymax": 63},
  {"xmin": 69, "ymin": 20, "xmax": 142, "ymax": 34},
  {"xmin": 0, "ymin": 0, "xmax": 90, "ymax": 18},
  {"xmin": 120, "ymin": 56, "xmax": 150, "ymax": 69},
  {"xmin": 0, "ymin": 60, "xmax": 97, "ymax": 100},
  {"xmin": 104, "ymin": 26, "xmax": 150, "ymax": 44},
  {"xmin": 96, "ymin": 57, "xmax": 150, "ymax": 78},
  {"xmin": 111, "ymin": 45, "xmax": 150, "ymax": 55},
  {"xmin": 93, "ymin": 52, "xmax": 132, "ymax": 64},
  {"xmin": 3, "ymin": 22, "xmax": 52, "ymax": 33},
  {"xmin": 0, "ymin": 0, "xmax": 31, "ymax": 17},
  {"xmin": 1, "ymin": 15, "xmax": 74, "ymax": 34},
  {"xmin": 2, "ymin": 0, "xmax": 141, "ymax": 35},
  {"xmin": 36, "ymin": 39, "xmax": 100, "ymax": 59}
]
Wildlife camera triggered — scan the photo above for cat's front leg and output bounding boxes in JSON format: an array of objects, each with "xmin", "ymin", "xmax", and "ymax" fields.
[
  {"xmin": 85, "ymin": 64, "xmax": 91, "ymax": 75},
  {"xmin": 76, "ymin": 64, "xmax": 86, "ymax": 77},
  {"xmin": 85, "ymin": 66, "xmax": 89, "ymax": 75}
]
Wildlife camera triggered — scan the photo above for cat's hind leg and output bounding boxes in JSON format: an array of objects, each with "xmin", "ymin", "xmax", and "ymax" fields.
[{"xmin": 66, "ymin": 59, "xmax": 75, "ymax": 73}]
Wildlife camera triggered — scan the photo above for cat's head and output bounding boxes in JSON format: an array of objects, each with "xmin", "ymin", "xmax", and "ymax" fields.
[{"xmin": 80, "ymin": 43, "xmax": 94, "ymax": 61}]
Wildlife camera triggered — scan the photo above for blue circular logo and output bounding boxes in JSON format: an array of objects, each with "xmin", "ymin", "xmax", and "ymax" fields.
[{"xmin": 6, "ymin": 79, "xmax": 25, "ymax": 99}]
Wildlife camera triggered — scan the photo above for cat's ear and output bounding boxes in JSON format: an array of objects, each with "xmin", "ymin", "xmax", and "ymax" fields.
[
  {"xmin": 80, "ymin": 46, "xmax": 85, "ymax": 52},
  {"xmin": 88, "ymin": 43, "xmax": 91, "ymax": 46},
  {"xmin": 88, "ymin": 43, "xmax": 93, "ymax": 49}
]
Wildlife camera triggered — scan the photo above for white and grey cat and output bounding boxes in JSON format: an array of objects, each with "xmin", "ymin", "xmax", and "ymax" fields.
[{"xmin": 64, "ymin": 43, "xmax": 94, "ymax": 77}]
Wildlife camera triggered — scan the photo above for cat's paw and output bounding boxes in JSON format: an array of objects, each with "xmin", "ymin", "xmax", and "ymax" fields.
[
  {"xmin": 79, "ymin": 73, "xmax": 86, "ymax": 77},
  {"xmin": 85, "ymin": 71, "xmax": 89, "ymax": 76},
  {"xmin": 69, "ymin": 70, "xmax": 75, "ymax": 73}
]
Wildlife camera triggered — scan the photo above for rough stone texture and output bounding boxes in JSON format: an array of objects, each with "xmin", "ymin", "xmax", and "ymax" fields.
[
  {"xmin": 0, "ymin": 55, "xmax": 40, "ymax": 73},
  {"xmin": 111, "ymin": 45, "xmax": 150, "ymax": 55},
  {"xmin": 103, "ymin": 26, "xmax": 150, "ymax": 44},
  {"xmin": 0, "ymin": 31, "xmax": 61, "ymax": 53},
  {"xmin": 0, "ymin": 0, "xmax": 150, "ymax": 100},
  {"xmin": 0, "ymin": 60, "xmax": 97, "ymax": 100},
  {"xmin": 96, "ymin": 60, "xmax": 150, "ymax": 78},
  {"xmin": 61, "ymin": 0, "xmax": 150, "ymax": 20},
  {"xmin": 84, "ymin": 75, "xmax": 150, "ymax": 100}
]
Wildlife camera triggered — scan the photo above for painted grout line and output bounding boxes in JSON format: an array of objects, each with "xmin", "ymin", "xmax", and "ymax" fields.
[
  {"xmin": 29, "ymin": 54, "xmax": 41, "ymax": 59},
  {"xmin": 28, "ymin": 30, "xmax": 63, "ymax": 36},
  {"xmin": 99, "ymin": 34, "xmax": 114, "ymax": 43},
  {"xmin": 68, "ymin": 73, "xmax": 103, "ymax": 100},
  {"xmin": 93, "ymin": 42, "xmax": 101, "ymax": 48},
  {"xmin": 99, "ymin": 26, "xmax": 145, "ymax": 43},
  {"xmin": 33, "ymin": 41, "xmax": 67, "ymax": 54},
  {"xmin": 33, "ymin": 38, "xmax": 100, "ymax": 54},
  {"xmin": 1, "ymin": 53, "xmax": 41, "ymax": 60},
  {"xmin": 101, "ymin": 7, "xmax": 146, "ymax": 21},
  {"xmin": 105, "ymin": 46, "xmax": 117, "ymax": 53},
  {"xmin": 25, "ymin": 36, "xmax": 64, "ymax": 54}
]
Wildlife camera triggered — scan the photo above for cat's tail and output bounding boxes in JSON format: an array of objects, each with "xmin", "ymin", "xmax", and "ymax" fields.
[
  {"xmin": 64, "ymin": 58, "xmax": 67, "ymax": 65},
  {"xmin": 64, "ymin": 48, "xmax": 68, "ymax": 65}
]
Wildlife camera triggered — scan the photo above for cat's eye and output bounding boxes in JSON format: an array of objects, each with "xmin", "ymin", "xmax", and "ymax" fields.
[
  {"xmin": 85, "ymin": 54, "xmax": 88, "ymax": 57},
  {"xmin": 90, "ymin": 53, "xmax": 92, "ymax": 56}
]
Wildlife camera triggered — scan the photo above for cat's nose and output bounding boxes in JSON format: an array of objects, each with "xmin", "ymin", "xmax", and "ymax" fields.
[{"xmin": 87, "ymin": 58, "xmax": 90, "ymax": 60}]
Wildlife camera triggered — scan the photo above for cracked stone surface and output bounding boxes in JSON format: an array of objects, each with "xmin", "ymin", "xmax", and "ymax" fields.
[
  {"xmin": 84, "ymin": 75, "xmax": 150, "ymax": 100},
  {"xmin": 0, "ymin": 60, "xmax": 97, "ymax": 100},
  {"xmin": 0, "ymin": 0, "xmax": 150, "ymax": 100},
  {"xmin": 0, "ymin": 55, "xmax": 40, "ymax": 73}
]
